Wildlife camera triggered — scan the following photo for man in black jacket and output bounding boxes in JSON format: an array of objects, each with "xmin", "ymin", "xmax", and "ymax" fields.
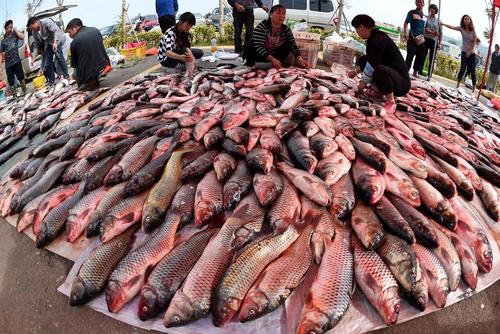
[
  {"xmin": 486, "ymin": 44, "xmax": 500, "ymax": 92},
  {"xmin": 65, "ymin": 18, "xmax": 110, "ymax": 90},
  {"xmin": 228, "ymin": 0, "xmax": 269, "ymax": 54},
  {"xmin": 349, "ymin": 14, "xmax": 411, "ymax": 112}
]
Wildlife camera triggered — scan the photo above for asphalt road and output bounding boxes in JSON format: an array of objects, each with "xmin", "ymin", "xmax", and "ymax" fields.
[{"xmin": 0, "ymin": 55, "xmax": 499, "ymax": 334}]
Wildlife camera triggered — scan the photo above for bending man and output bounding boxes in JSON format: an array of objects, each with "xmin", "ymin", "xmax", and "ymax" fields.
[
  {"xmin": 349, "ymin": 14, "xmax": 411, "ymax": 112},
  {"xmin": 66, "ymin": 18, "xmax": 110, "ymax": 90}
]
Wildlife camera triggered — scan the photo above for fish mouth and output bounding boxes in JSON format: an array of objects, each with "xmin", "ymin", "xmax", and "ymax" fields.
[
  {"xmin": 69, "ymin": 277, "xmax": 90, "ymax": 306},
  {"xmin": 104, "ymin": 166, "xmax": 123, "ymax": 186}
]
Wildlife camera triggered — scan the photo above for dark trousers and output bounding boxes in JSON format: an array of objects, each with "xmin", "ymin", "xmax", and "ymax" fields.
[
  {"xmin": 5, "ymin": 61, "xmax": 24, "ymax": 86},
  {"xmin": 421, "ymin": 37, "xmax": 437, "ymax": 75},
  {"xmin": 159, "ymin": 15, "xmax": 176, "ymax": 34},
  {"xmin": 160, "ymin": 48, "xmax": 204, "ymax": 68},
  {"xmin": 405, "ymin": 36, "xmax": 425, "ymax": 72},
  {"xmin": 233, "ymin": 8, "xmax": 254, "ymax": 54},
  {"xmin": 358, "ymin": 55, "xmax": 411, "ymax": 97},
  {"xmin": 244, "ymin": 42, "xmax": 293, "ymax": 66},
  {"xmin": 458, "ymin": 51, "xmax": 477, "ymax": 86},
  {"xmin": 44, "ymin": 41, "xmax": 69, "ymax": 84}
]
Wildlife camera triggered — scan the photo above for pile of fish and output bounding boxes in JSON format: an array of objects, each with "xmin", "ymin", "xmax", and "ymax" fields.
[
  {"xmin": 0, "ymin": 81, "xmax": 106, "ymax": 167},
  {"xmin": 1, "ymin": 65, "xmax": 499, "ymax": 334}
]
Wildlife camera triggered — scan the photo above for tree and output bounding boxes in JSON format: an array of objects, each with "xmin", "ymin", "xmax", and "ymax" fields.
[{"xmin": 26, "ymin": 0, "xmax": 43, "ymax": 18}]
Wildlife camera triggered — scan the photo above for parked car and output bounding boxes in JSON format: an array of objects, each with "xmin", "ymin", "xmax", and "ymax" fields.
[
  {"xmin": 100, "ymin": 25, "xmax": 118, "ymax": 38},
  {"xmin": 208, "ymin": 8, "xmax": 233, "ymax": 28},
  {"xmin": 254, "ymin": 0, "xmax": 335, "ymax": 28},
  {"xmin": 439, "ymin": 41, "xmax": 461, "ymax": 60}
]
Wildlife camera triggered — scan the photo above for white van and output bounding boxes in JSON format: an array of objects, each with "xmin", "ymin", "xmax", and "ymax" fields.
[{"xmin": 254, "ymin": 0, "xmax": 336, "ymax": 29}]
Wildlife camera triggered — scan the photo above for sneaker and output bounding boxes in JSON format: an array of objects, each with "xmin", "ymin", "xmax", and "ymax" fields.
[{"xmin": 60, "ymin": 78, "xmax": 69, "ymax": 86}]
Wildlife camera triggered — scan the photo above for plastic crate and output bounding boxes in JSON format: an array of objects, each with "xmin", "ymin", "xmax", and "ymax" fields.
[
  {"xmin": 323, "ymin": 42, "xmax": 357, "ymax": 68},
  {"xmin": 120, "ymin": 44, "xmax": 147, "ymax": 60}
]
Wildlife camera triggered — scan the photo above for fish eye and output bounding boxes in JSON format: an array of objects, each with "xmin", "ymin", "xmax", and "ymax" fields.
[
  {"xmin": 249, "ymin": 309, "xmax": 255, "ymax": 315},
  {"xmin": 142, "ymin": 306, "xmax": 148, "ymax": 312},
  {"xmin": 173, "ymin": 315, "xmax": 180, "ymax": 322}
]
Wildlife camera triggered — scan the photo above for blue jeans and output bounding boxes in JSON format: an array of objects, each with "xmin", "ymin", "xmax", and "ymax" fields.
[{"xmin": 44, "ymin": 41, "xmax": 69, "ymax": 83}]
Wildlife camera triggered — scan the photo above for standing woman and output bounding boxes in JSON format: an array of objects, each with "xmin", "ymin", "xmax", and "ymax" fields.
[
  {"xmin": 403, "ymin": 0, "xmax": 426, "ymax": 78},
  {"xmin": 421, "ymin": 3, "xmax": 441, "ymax": 76},
  {"xmin": 442, "ymin": 15, "xmax": 478, "ymax": 92}
]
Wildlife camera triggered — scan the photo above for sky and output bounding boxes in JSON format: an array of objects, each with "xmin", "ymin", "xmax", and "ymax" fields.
[{"xmin": 1, "ymin": 0, "xmax": 497, "ymax": 45}]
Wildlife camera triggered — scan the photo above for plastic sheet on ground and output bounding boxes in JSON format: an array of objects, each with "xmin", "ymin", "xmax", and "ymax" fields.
[{"xmin": 56, "ymin": 207, "xmax": 500, "ymax": 334}]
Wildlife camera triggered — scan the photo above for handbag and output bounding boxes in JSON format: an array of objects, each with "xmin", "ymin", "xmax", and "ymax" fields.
[{"xmin": 413, "ymin": 33, "xmax": 425, "ymax": 45}]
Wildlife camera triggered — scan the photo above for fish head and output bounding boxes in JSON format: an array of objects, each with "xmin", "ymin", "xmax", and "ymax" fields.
[
  {"xmin": 35, "ymin": 224, "xmax": 50, "ymax": 248},
  {"xmin": 239, "ymin": 289, "xmax": 270, "ymax": 323},
  {"xmin": 400, "ymin": 182, "xmax": 421, "ymax": 207},
  {"xmin": 163, "ymin": 291, "xmax": 196, "ymax": 327},
  {"xmin": 329, "ymin": 199, "xmax": 348, "ymax": 219},
  {"xmin": 142, "ymin": 206, "xmax": 163, "ymax": 233},
  {"xmin": 69, "ymin": 277, "xmax": 90, "ymax": 306},
  {"xmin": 360, "ymin": 177, "xmax": 384, "ymax": 205},
  {"xmin": 195, "ymin": 200, "xmax": 215, "ymax": 227},
  {"xmin": 297, "ymin": 310, "xmax": 331, "ymax": 334},
  {"xmin": 103, "ymin": 166, "xmax": 123, "ymax": 186},
  {"xmin": 213, "ymin": 296, "xmax": 239, "ymax": 327},
  {"xmin": 99, "ymin": 216, "xmax": 115, "ymax": 242},
  {"xmin": 137, "ymin": 286, "xmax": 161, "ymax": 321},
  {"xmin": 105, "ymin": 280, "xmax": 129, "ymax": 313}
]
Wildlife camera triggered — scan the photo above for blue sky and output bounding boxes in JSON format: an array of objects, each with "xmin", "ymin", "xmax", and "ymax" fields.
[{"xmin": 1, "ymin": 0, "xmax": 497, "ymax": 45}]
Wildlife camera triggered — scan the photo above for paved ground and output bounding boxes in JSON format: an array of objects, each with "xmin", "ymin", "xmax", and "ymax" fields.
[{"xmin": 0, "ymin": 55, "xmax": 499, "ymax": 334}]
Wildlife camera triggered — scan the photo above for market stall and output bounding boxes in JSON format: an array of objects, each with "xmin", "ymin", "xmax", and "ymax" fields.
[{"xmin": 0, "ymin": 62, "xmax": 499, "ymax": 334}]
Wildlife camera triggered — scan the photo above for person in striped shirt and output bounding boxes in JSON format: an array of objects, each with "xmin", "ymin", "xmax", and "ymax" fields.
[
  {"xmin": 244, "ymin": 5, "xmax": 308, "ymax": 69},
  {"xmin": 158, "ymin": 12, "xmax": 203, "ymax": 69}
]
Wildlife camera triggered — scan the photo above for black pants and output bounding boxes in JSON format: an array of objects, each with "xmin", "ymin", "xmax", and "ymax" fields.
[
  {"xmin": 233, "ymin": 8, "xmax": 254, "ymax": 54},
  {"xmin": 421, "ymin": 37, "xmax": 437, "ymax": 75},
  {"xmin": 406, "ymin": 36, "xmax": 425, "ymax": 72},
  {"xmin": 458, "ymin": 51, "xmax": 477, "ymax": 86},
  {"xmin": 159, "ymin": 15, "xmax": 176, "ymax": 34},
  {"xmin": 358, "ymin": 56, "xmax": 411, "ymax": 97},
  {"xmin": 244, "ymin": 41, "xmax": 294, "ymax": 66},
  {"xmin": 160, "ymin": 48, "xmax": 204, "ymax": 68},
  {"xmin": 6, "ymin": 61, "xmax": 24, "ymax": 86}
]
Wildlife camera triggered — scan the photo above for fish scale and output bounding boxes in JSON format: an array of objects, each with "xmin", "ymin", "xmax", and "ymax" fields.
[
  {"xmin": 86, "ymin": 183, "xmax": 127, "ymax": 237},
  {"xmin": 239, "ymin": 223, "xmax": 315, "ymax": 323},
  {"xmin": 99, "ymin": 191, "xmax": 148, "ymax": 242},
  {"xmin": 106, "ymin": 214, "xmax": 181, "ymax": 313},
  {"xmin": 37, "ymin": 181, "xmax": 87, "ymax": 248},
  {"xmin": 353, "ymin": 236, "xmax": 400, "ymax": 325},
  {"xmin": 142, "ymin": 148, "xmax": 191, "ymax": 232},
  {"xmin": 163, "ymin": 220, "xmax": 242, "ymax": 327},
  {"xmin": 297, "ymin": 226, "xmax": 353, "ymax": 334},
  {"xmin": 69, "ymin": 226, "xmax": 137, "ymax": 306},
  {"xmin": 412, "ymin": 243, "xmax": 449, "ymax": 308},
  {"xmin": 66, "ymin": 186, "xmax": 108, "ymax": 242},
  {"xmin": 104, "ymin": 135, "xmax": 160, "ymax": 185},
  {"xmin": 137, "ymin": 227, "xmax": 218, "ymax": 320},
  {"xmin": 213, "ymin": 224, "xmax": 302, "ymax": 327}
]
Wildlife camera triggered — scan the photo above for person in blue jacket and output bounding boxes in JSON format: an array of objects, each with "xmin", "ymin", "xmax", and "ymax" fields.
[{"xmin": 156, "ymin": 0, "xmax": 178, "ymax": 34}]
